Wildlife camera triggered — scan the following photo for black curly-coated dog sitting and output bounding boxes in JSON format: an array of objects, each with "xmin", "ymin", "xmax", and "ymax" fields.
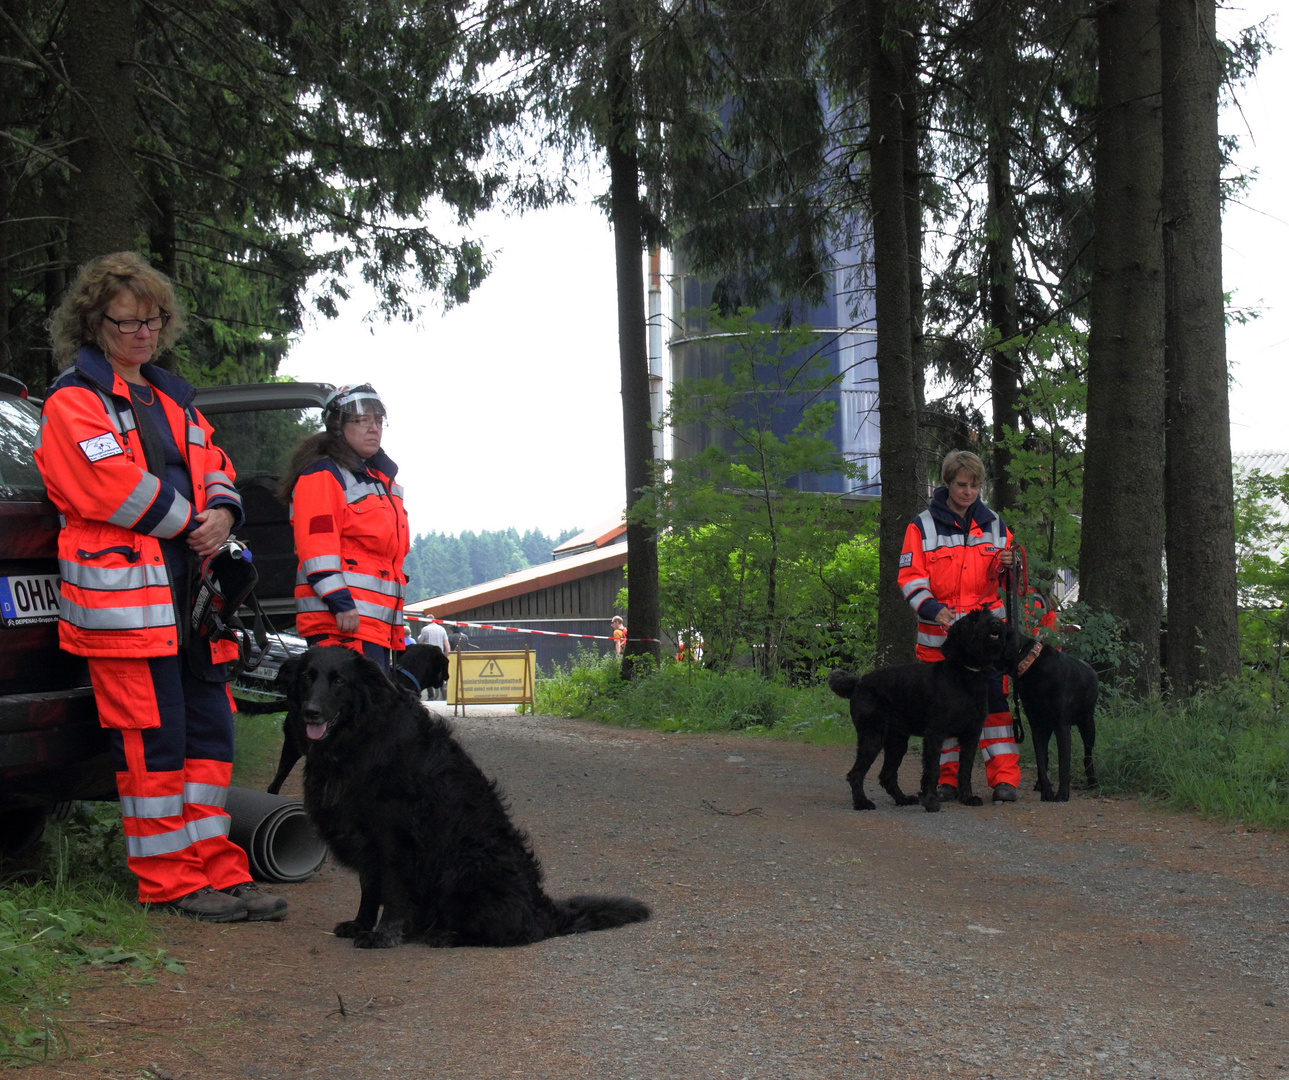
[
  {"xmin": 828, "ymin": 608, "xmax": 1006, "ymax": 813},
  {"xmin": 280, "ymin": 645, "xmax": 651, "ymax": 949},
  {"xmin": 261, "ymin": 643, "xmax": 449, "ymax": 795},
  {"xmin": 1003, "ymin": 625, "xmax": 1098, "ymax": 802}
]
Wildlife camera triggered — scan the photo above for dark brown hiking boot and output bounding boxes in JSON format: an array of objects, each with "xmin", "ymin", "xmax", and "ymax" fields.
[
  {"xmin": 222, "ymin": 882, "xmax": 288, "ymax": 921},
  {"xmin": 936, "ymin": 784, "xmax": 959, "ymax": 802},
  {"xmin": 162, "ymin": 886, "xmax": 248, "ymax": 922}
]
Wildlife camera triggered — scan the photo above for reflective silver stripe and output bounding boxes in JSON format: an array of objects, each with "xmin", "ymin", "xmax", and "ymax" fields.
[
  {"xmin": 939, "ymin": 748, "xmax": 960, "ymax": 763},
  {"xmin": 203, "ymin": 469, "xmax": 233, "ymax": 490},
  {"xmin": 299, "ymin": 566, "xmax": 404, "ymax": 599},
  {"xmin": 184, "ymin": 783, "xmax": 228, "ymax": 808},
  {"xmin": 344, "ymin": 571, "xmax": 404, "ymax": 597},
  {"xmin": 59, "ymin": 559, "xmax": 168, "ymax": 591},
  {"xmin": 186, "ymin": 814, "xmax": 232, "ymax": 843},
  {"xmin": 901, "ymin": 576, "xmax": 931, "ymax": 598},
  {"xmin": 344, "ymin": 482, "xmax": 384, "ymax": 504},
  {"xmin": 126, "ymin": 825, "xmax": 194, "ymax": 858},
  {"xmin": 205, "ymin": 481, "xmax": 238, "ymax": 501},
  {"xmin": 310, "ymin": 573, "xmax": 349, "ymax": 596},
  {"xmin": 301, "ymin": 555, "xmax": 343, "ymax": 574},
  {"xmin": 981, "ymin": 725, "xmax": 1014, "ymax": 741},
  {"xmin": 61, "ymin": 598, "xmax": 176, "ymax": 630},
  {"xmin": 34, "ymin": 415, "xmax": 45, "ymax": 450},
  {"xmin": 980, "ymin": 740, "xmax": 1019, "ymax": 760},
  {"xmin": 390, "ymin": 484, "xmax": 404, "ymax": 498},
  {"xmin": 916, "ymin": 630, "xmax": 945, "ymax": 648},
  {"xmin": 296, "ymin": 596, "xmax": 400, "ymax": 623},
  {"xmin": 120, "ymin": 794, "xmax": 184, "ymax": 819},
  {"xmin": 188, "ymin": 424, "xmax": 207, "ymax": 447},
  {"xmin": 917, "ymin": 509, "xmax": 938, "ymax": 551},
  {"xmin": 108, "ymin": 474, "xmax": 162, "ymax": 528},
  {"xmin": 147, "ymin": 492, "xmax": 194, "ymax": 538},
  {"xmin": 906, "ymin": 588, "xmax": 934, "ymax": 610}
]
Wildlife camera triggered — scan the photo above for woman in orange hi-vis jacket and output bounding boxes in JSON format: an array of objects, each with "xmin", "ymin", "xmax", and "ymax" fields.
[
  {"xmin": 35, "ymin": 252, "xmax": 286, "ymax": 923},
  {"xmin": 278, "ymin": 385, "xmax": 409, "ymax": 672},
  {"xmin": 897, "ymin": 449, "xmax": 1020, "ymax": 804}
]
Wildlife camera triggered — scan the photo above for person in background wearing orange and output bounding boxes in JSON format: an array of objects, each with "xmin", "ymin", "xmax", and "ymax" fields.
[
  {"xmin": 279, "ymin": 385, "xmax": 409, "ymax": 672},
  {"xmin": 897, "ymin": 449, "xmax": 1020, "ymax": 804},
  {"xmin": 611, "ymin": 615, "xmax": 626, "ymax": 656}
]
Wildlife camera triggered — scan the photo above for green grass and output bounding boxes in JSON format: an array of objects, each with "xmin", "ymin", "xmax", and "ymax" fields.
[
  {"xmin": 0, "ymin": 698, "xmax": 286, "ymax": 1062},
  {"xmin": 536, "ymin": 650, "xmax": 854, "ymax": 743},
  {"xmin": 1, "ymin": 808, "xmax": 185, "ymax": 1063},
  {"xmin": 537, "ymin": 653, "xmax": 1289, "ymax": 832}
]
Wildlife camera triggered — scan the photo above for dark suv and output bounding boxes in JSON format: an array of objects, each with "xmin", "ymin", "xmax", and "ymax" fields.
[{"xmin": 0, "ymin": 377, "xmax": 330, "ymax": 854}]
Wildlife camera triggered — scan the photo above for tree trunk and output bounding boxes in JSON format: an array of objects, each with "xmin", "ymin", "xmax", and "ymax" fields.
[
  {"xmin": 867, "ymin": 0, "xmax": 920, "ymax": 667},
  {"xmin": 1160, "ymin": 0, "xmax": 1240, "ymax": 694},
  {"xmin": 979, "ymin": 0, "xmax": 1021, "ymax": 513},
  {"xmin": 900, "ymin": 28, "xmax": 927, "ymax": 476},
  {"xmin": 1080, "ymin": 0, "xmax": 1165, "ymax": 696},
  {"xmin": 62, "ymin": 0, "xmax": 139, "ymax": 270},
  {"xmin": 606, "ymin": 0, "xmax": 660, "ymax": 673}
]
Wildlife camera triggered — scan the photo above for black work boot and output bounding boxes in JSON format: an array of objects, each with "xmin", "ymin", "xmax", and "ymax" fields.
[
  {"xmin": 221, "ymin": 882, "xmax": 289, "ymax": 922},
  {"xmin": 936, "ymin": 784, "xmax": 959, "ymax": 803},
  {"xmin": 992, "ymin": 782, "xmax": 1017, "ymax": 803},
  {"xmin": 161, "ymin": 886, "xmax": 248, "ymax": 922}
]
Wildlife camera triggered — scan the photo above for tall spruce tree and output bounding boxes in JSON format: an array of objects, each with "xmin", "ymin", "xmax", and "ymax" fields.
[
  {"xmin": 1080, "ymin": 0, "xmax": 1165, "ymax": 696},
  {"xmin": 1160, "ymin": 0, "xmax": 1240, "ymax": 692},
  {"xmin": 1, "ymin": 0, "xmax": 517, "ymax": 391}
]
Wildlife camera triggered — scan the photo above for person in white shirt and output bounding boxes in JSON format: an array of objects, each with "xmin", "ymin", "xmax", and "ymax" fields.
[{"xmin": 416, "ymin": 616, "xmax": 452, "ymax": 699}]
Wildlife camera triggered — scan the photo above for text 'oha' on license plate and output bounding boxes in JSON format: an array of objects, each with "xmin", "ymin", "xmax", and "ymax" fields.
[{"xmin": 0, "ymin": 573, "xmax": 60, "ymax": 625}]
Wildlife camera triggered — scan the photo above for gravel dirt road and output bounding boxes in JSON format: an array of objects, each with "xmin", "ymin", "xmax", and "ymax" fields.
[{"xmin": 21, "ymin": 707, "xmax": 1289, "ymax": 1079}]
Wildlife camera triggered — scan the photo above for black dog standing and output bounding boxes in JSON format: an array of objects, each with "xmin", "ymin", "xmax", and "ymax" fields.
[
  {"xmin": 1004, "ymin": 626, "xmax": 1098, "ymax": 801},
  {"xmin": 284, "ymin": 646, "xmax": 650, "ymax": 949},
  {"xmin": 828, "ymin": 609, "xmax": 1006, "ymax": 812}
]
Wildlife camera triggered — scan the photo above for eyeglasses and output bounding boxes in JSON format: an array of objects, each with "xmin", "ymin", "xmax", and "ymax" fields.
[
  {"xmin": 343, "ymin": 414, "xmax": 386, "ymax": 429},
  {"xmin": 103, "ymin": 312, "xmax": 171, "ymax": 334}
]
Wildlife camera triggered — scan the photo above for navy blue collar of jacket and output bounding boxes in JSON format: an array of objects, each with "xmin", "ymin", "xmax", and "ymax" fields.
[
  {"xmin": 73, "ymin": 345, "xmax": 196, "ymax": 408},
  {"xmin": 356, "ymin": 446, "xmax": 399, "ymax": 483},
  {"xmin": 929, "ymin": 485, "xmax": 1001, "ymax": 532}
]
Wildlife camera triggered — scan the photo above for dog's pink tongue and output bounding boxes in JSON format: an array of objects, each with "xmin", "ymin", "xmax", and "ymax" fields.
[{"xmin": 306, "ymin": 722, "xmax": 328, "ymax": 741}]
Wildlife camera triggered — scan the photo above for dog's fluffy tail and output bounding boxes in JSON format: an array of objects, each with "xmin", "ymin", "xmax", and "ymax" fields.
[
  {"xmin": 827, "ymin": 669, "xmax": 861, "ymax": 698},
  {"xmin": 553, "ymin": 895, "xmax": 651, "ymax": 935}
]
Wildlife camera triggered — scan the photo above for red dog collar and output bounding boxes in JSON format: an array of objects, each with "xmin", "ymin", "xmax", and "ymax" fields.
[{"xmin": 1016, "ymin": 640, "xmax": 1043, "ymax": 677}]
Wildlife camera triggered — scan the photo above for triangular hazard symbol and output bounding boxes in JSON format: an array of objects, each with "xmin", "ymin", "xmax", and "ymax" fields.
[{"xmin": 478, "ymin": 659, "xmax": 506, "ymax": 679}]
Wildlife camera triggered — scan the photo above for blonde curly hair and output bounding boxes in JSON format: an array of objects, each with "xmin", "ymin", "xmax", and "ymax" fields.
[{"xmin": 49, "ymin": 252, "xmax": 186, "ymax": 368}]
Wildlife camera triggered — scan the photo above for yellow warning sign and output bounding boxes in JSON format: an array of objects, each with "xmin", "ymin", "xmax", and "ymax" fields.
[{"xmin": 447, "ymin": 649, "xmax": 534, "ymax": 714}]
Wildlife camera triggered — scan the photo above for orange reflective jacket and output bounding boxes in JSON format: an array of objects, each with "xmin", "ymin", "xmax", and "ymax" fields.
[
  {"xmin": 898, "ymin": 488, "xmax": 1012, "ymax": 662},
  {"xmin": 34, "ymin": 348, "xmax": 243, "ymax": 659},
  {"xmin": 290, "ymin": 449, "xmax": 409, "ymax": 650}
]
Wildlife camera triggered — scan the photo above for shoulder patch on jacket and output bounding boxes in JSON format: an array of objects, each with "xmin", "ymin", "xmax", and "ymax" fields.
[
  {"xmin": 899, "ymin": 552, "xmax": 913, "ymax": 568},
  {"xmin": 78, "ymin": 433, "xmax": 123, "ymax": 462}
]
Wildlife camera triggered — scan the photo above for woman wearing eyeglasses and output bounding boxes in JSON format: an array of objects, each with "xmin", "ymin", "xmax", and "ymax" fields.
[
  {"xmin": 278, "ymin": 383, "xmax": 409, "ymax": 671},
  {"xmin": 35, "ymin": 251, "xmax": 286, "ymax": 923}
]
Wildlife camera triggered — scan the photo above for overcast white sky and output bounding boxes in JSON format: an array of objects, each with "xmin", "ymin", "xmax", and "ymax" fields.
[{"xmin": 284, "ymin": 3, "xmax": 1286, "ymax": 541}]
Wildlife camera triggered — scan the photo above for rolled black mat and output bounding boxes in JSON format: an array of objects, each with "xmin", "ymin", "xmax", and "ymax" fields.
[{"xmin": 225, "ymin": 786, "xmax": 326, "ymax": 883}]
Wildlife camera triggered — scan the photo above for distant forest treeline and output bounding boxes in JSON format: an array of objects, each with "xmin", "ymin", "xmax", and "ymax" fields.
[{"xmin": 404, "ymin": 527, "xmax": 582, "ymax": 605}]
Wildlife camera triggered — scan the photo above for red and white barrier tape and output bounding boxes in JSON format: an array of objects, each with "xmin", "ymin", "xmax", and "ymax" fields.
[{"xmin": 406, "ymin": 615, "xmax": 660, "ymax": 645}]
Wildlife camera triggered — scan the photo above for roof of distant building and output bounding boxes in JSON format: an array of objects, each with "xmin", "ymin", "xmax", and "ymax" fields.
[
  {"xmin": 551, "ymin": 513, "xmax": 627, "ymax": 560},
  {"xmin": 405, "ymin": 542, "xmax": 628, "ymax": 619}
]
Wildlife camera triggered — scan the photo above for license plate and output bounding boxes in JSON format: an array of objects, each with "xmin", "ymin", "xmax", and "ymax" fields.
[{"xmin": 0, "ymin": 573, "xmax": 61, "ymax": 625}]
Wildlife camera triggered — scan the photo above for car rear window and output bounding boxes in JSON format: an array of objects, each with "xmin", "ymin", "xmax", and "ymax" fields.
[{"xmin": 0, "ymin": 396, "xmax": 45, "ymax": 501}]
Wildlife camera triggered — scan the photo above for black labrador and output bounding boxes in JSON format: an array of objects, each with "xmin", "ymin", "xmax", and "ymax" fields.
[
  {"xmin": 261, "ymin": 643, "xmax": 449, "ymax": 795},
  {"xmin": 281, "ymin": 645, "xmax": 651, "ymax": 948},
  {"xmin": 827, "ymin": 608, "xmax": 1006, "ymax": 813},
  {"xmin": 1004, "ymin": 626, "xmax": 1098, "ymax": 801}
]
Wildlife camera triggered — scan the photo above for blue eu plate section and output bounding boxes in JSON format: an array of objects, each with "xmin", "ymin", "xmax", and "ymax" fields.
[{"xmin": 0, "ymin": 573, "xmax": 60, "ymax": 625}]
